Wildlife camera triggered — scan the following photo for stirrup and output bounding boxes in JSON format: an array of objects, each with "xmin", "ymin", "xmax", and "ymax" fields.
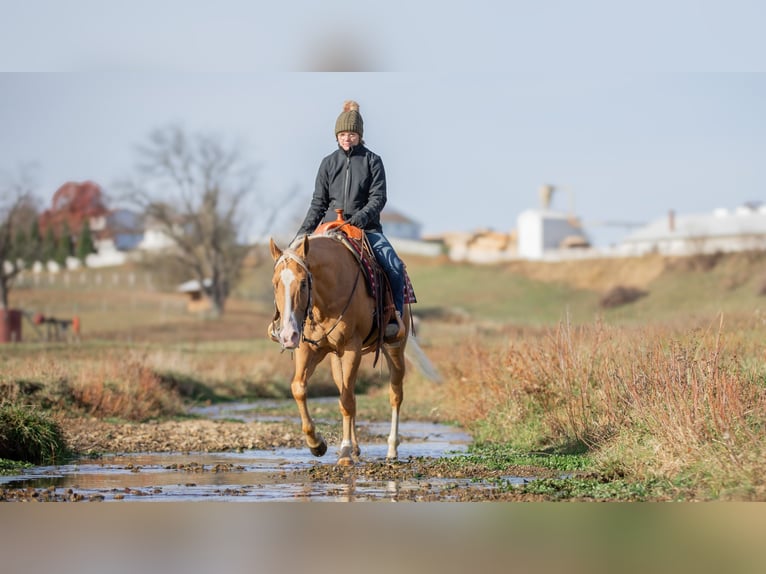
[{"xmin": 384, "ymin": 311, "xmax": 405, "ymax": 342}]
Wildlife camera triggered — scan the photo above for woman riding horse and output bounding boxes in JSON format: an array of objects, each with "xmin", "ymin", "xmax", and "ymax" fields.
[{"xmin": 297, "ymin": 100, "xmax": 406, "ymax": 340}]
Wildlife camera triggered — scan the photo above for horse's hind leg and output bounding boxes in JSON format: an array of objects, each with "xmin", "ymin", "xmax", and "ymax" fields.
[
  {"xmin": 330, "ymin": 350, "xmax": 362, "ymax": 466},
  {"xmin": 292, "ymin": 348, "xmax": 329, "ymax": 457},
  {"xmin": 382, "ymin": 341, "xmax": 406, "ymax": 461}
]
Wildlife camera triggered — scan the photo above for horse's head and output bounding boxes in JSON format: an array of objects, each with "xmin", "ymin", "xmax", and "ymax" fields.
[{"xmin": 269, "ymin": 236, "xmax": 311, "ymax": 349}]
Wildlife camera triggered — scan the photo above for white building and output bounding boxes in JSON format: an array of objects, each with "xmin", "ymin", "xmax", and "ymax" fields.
[
  {"xmin": 516, "ymin": 209, "xmax": 590, "ymax": 260},
  {"xmin": 618, "ymin": 204, "xmax": 766, "ymax": 256}
]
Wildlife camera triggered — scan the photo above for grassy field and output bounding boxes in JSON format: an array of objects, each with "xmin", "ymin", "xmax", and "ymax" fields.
[{"xmin": 4, "ymin": 248, "xmax": 766, "ymax": 499}]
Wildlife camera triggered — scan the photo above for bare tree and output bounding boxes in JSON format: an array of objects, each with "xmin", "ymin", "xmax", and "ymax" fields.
[
  {"xmin": 121, "ymin": 125, "xmax": 288, "ymax": 317},
  {"xmin": 0, "ymin": 167, "xmax": 40, "ymax": 311}
]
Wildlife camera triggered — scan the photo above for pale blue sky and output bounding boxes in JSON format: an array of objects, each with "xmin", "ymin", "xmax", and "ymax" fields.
[{"xmin": 1, "ymin": 3, "xmax": 765, "ymax": 246}]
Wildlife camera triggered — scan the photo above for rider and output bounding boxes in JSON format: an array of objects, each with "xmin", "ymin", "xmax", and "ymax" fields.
[{"xmin": 297, "ymin": 100, "xmax": 406, "ymax": 340}]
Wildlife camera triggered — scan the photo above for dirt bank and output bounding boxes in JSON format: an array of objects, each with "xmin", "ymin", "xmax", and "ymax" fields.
[{"xmin": 60, "ymin": 416, "xmax": 313, "ymax": 454}]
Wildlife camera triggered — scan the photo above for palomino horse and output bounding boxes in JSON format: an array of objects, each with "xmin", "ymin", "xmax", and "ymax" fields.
[{"xmin": 269, "ymin": 232, "xmax": 410, "ymax": 466}]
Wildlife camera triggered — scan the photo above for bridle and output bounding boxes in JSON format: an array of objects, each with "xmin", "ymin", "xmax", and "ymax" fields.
[
  {"xmin": 273, "ymin": 246, "xmax": 362, "ymax": 347},
  {"xmin": 274, "ymin": 248, "xmax": 314, "ymax": 324}
]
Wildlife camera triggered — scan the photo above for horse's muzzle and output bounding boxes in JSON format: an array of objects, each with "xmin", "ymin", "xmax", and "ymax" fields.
[{"xmin": 278, "ymin": 315, "xmax": 302, "ymax": 349}]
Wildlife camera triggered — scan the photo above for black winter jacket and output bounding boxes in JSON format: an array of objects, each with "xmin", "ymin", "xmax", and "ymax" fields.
[{"xmin": 298, "ymin": 144, "xmax": 387, "ymax": 235}]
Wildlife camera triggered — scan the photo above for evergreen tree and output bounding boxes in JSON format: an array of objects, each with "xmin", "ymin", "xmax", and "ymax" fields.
[
  {"xmin": 41, "ymin": 226, "xmax": 56, "ymax": 263},
  {"xmin": 12, "ymin": 226, "xmax": 27, "ymax": 263},
  {"xmin": 28, "ymin": 219, "xmax": 42, "ymax": 263},
  {"xmin": 76, "ymin": 222, "xmax": 96, "ymax": 263},
  {"xmin": 54, "ymin": 221, "xmax": 73, "ymax": 266}
]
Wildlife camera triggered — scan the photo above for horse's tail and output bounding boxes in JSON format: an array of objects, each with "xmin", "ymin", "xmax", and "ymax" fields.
[{"xmin": 405, "ymin": 335, "xmax": 443, "ymax": 384}]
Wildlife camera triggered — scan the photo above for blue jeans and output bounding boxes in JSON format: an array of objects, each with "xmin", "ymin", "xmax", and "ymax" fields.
[{"xmin": 366, "ymin": 232, "xmax": 405, "ymax": 316}]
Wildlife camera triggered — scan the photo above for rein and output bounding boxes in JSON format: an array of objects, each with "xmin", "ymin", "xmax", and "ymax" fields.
[{"xmin": 302, "ymin": 266, "xmax": 362, "ymax": 346}]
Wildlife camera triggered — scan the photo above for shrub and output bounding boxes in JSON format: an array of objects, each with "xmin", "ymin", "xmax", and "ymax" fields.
[
  {"xmin": 0, "ymin": 403, "xmax": 68, "ymax": 464},
  {"xmin": 599, "ymin": 285, "xmax": 647, "ymax": 309},
  {"xmin": 443, "ymin": 319, "xmax": 766, "ymax": 498},
  {"xmin": 69, "ymin": 361, "xmax": 184, "ymax": 421}
]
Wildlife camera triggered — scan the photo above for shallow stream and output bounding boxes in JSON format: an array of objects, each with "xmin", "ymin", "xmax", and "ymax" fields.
[{"xmin": 1, "ymin": 401, "xmax": 477, "ymax": 502}]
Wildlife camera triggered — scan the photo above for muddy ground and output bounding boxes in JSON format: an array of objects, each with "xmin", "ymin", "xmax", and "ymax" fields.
[{"xmin": 1, "ymin": 416, "xmax": 558, "ymax": 502}]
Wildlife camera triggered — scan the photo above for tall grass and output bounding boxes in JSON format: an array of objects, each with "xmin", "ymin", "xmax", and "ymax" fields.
[
  {"xmin": 0, "ymin": 403, "xmax": 68, "ymax": 464},
  {"xmin": 0, "ymin": 351, "xmax": 185, "ymax": 421},
  {"xmin": 444, "ymin": 315, "xmax": 766, "ymax": 499}
]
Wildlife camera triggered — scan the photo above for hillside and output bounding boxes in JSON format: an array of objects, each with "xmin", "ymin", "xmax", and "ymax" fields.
[{"xmin": 6, "ymin": 249, "xmax": 766, "ymax": 343}]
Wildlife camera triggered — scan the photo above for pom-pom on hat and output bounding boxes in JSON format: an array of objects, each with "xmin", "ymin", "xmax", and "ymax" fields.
[{"xmin": 335, "ymin": 100, "xmax": 364, "ymax": 137}]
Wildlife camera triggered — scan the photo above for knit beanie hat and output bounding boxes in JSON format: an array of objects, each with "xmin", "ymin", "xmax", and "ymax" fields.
[{"xmin": 335, "ymin": 100, "xmax": 364, "ymax": 137}]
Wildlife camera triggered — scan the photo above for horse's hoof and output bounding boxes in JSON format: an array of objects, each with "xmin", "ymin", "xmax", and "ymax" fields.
[
  {"xmin": 310, "ymin": 441, "xmax": 327, "ymax": 457},
  {"xmin": 337, "ymin": 456, "xmax": 354, "ymax": 467}
]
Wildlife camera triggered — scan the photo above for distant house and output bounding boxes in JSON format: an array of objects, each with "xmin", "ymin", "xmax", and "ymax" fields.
[
  {"xmin": 38, "ymin": 181, "xmax": 136, "ymax": 268},
  {"xmin": 380, "ymin": 208, "xmax": 443, "ymax": 257},
  {"xmin": 105, "ymin": 209, "xmax": 144, "ymax": 251},
  {"xmin": 618, "ymin": 204, "xmax": 766, "ymax": 256},
  {"xmin": 136, "ymin": 212, "xmax": 186, "ymax": 252},
  {"xmin": 381, "ymin": 207, "xmax": 422, "ymax": 240}
]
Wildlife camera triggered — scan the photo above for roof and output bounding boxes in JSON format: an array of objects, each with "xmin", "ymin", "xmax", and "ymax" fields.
[
  {"xmin": 381, "ymin": 208, "xmax": 419, "ymax": 225},
  {"xmin": 177, "ymin": 278, "xmax": 212, "ymax": 293},
  {"xmin": 623, "ymin": 206, "xmax": 766, "ymax": 243}
]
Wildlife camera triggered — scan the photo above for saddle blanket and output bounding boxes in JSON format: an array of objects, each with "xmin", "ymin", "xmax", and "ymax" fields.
[{"xmin": 333, "ymin": 232, "xmax": 417, "ymax": 305}]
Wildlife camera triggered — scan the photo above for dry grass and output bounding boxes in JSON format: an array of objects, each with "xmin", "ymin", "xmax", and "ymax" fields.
[
  {"xmin": 0, "ymin": 350, "xmax": 185, "ymax": 421},
  {"xmin": 441, "ymin": 315, "xmax": 766, "ymax": 499}
]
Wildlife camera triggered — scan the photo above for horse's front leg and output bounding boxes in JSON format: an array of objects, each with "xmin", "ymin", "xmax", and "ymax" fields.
[
  {"xmin": 292, "ymin": 346, "xmax": 329, "ymax": 457},
  {"xmin": 330, "ymin": 349, "xmax": 362, "ymax": 466}
]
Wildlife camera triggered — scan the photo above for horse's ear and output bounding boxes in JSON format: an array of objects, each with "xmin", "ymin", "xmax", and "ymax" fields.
[
  {"xmin": 269, "ymin": 238, "xmax": 282, "ymax": 261},
  {"xmin": 295, "ymin": 235, "xmax": 310, "ymax": 258}
]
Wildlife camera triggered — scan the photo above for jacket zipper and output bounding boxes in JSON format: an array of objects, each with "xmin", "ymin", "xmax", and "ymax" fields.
[{"xmin": 343, "ymin": 152, "xmax": 351, "ymax": 215}]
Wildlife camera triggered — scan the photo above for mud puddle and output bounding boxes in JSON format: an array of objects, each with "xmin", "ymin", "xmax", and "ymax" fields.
[{"xmin": 1, "ymin": 401, "xmax": 480, "ymax": 502}]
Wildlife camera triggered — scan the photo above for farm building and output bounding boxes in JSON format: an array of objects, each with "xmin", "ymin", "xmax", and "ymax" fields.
[
  {"xmin": 618, "ymin": 204, "xmax": 766, "ymax": 256},
  {"xmin": 516, "ymin": 209, "xmax": 591, "ymax": 260},
  {"xmin": 177, "ymin": 278, "xmax": 213, "ymax": 313},
  {"xmin": 513, "ymin": 184, "xmax": 591, "ymax": 261},
  {"xmin": 380, "ymin": 207, "xmax": 422, "ymax": 240}
]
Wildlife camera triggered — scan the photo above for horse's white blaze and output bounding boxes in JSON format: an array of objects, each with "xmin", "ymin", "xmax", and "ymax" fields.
[
  {"xmin": 279, "ymin": 267, "xmax": 296, "ymax": 325},
  {"xmin": 278, "ymin": 267, "xmax": 302, "ymax": 347}
]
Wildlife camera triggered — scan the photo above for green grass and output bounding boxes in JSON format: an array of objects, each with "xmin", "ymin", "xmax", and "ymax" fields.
[
  {"xmin": 515, "ymin": 476, "xmax": 679, "ymax": 501},
  {"xmin": 0, "ymin": 457, "xmax": 32, "ymax": 475},
  {"xmin": 603, "ymin": 252, "xmax": 766, "ymax": 323},
  {"xmin": 408, "ymin": 263, "xmax": 599, "ymax": 324},
  {"xmin": 452, "ymin": 443, "xmax": 592, "ymax": 473},
  {"xmin": 0, "ymin": 403, "xmax": 69, "ymax": 464}
]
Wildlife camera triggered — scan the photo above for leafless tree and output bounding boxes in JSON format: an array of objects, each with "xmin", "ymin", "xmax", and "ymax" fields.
[
  {"xmin": 0, "ymin": 167, "xmax": 40, "ymax": 311},
  {"xmin": 121, "ymin": 125, "xmax": 294, "ymax": 317}
]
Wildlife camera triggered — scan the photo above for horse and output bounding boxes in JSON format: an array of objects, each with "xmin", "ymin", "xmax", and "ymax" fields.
[{"xmin": 269, "ymin": 232, "xmax": 411, "ymax": 466}]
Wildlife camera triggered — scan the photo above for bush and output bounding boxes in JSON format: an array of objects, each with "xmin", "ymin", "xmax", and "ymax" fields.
[
  {"xmin": 0, "ymin": 403, "xmax": 68, "ymax": 464},
  {"xmin": 599, "ymin": 285, "xmax": 647, "ymax": 309}
]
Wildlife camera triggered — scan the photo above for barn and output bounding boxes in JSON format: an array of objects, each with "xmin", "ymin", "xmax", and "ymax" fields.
[{"xmin": 618, "ymin": 204, "xmax": 766, "ymax": 256}]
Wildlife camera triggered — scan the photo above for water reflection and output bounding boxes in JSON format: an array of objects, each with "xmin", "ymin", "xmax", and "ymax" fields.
[{"xmin": 1, "ymin": 400, "xmax": 475, "ymax": 502}]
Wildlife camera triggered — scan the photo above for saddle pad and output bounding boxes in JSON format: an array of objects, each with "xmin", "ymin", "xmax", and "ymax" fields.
[{"xmin": 326, "ymin": 232, "xmax": 417, "ymax": 305}]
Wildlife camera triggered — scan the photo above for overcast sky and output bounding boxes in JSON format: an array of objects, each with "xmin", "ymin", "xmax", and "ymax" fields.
[{"xmin": 2, "ymin": 2, "xmax": 764, "ymax": 246}]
